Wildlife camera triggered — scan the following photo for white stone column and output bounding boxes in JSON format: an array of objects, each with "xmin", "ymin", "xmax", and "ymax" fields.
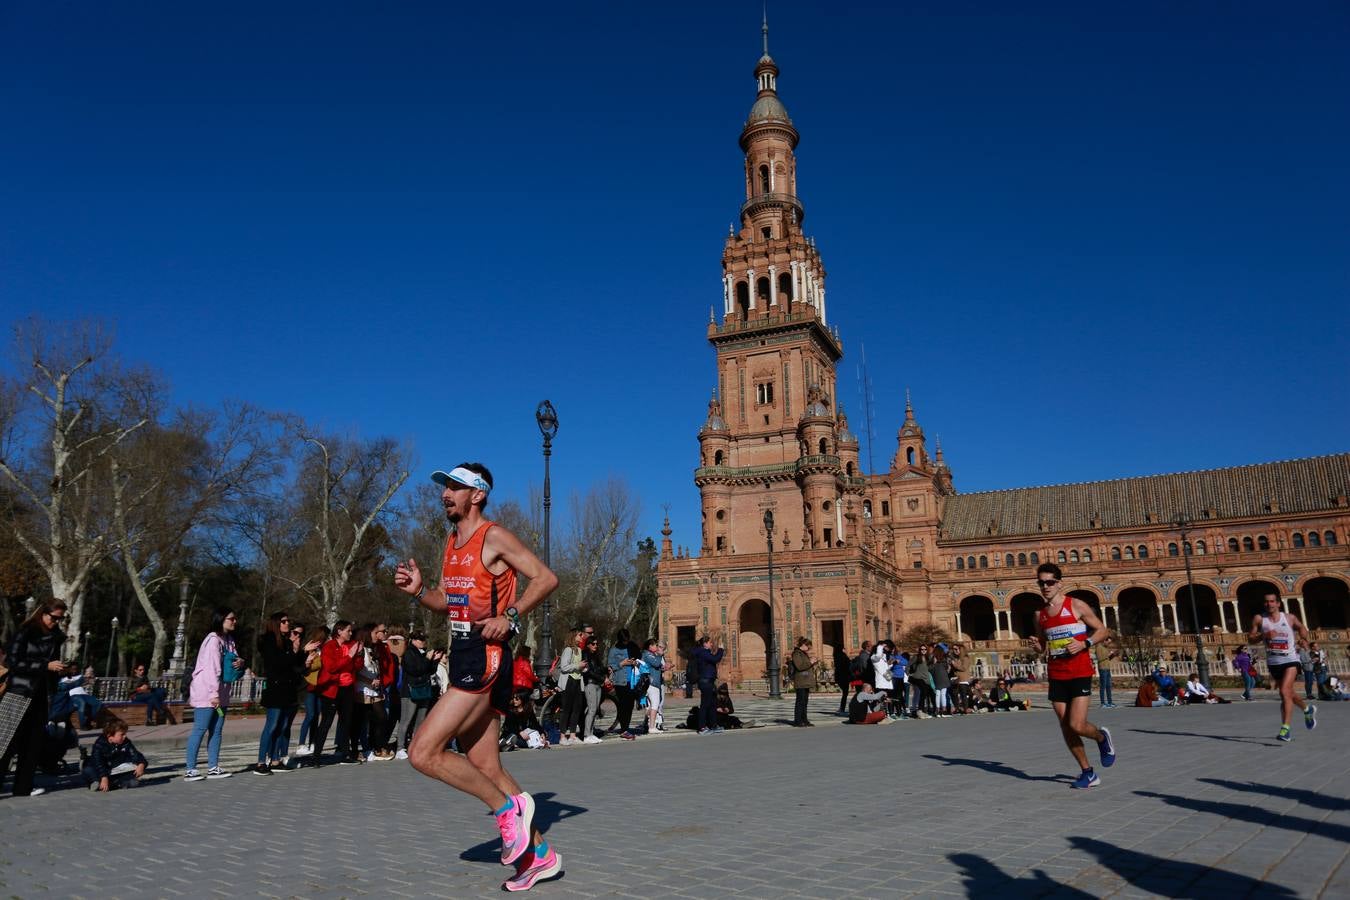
[
  {"xmin": 767, "ymin": 264, "xmax": 777, "ymax": 306},
  {"xmin": 790, "ymin": 260, "xmax": 800, "ymax": 305},
  {"xmin": 723, "ymin": 274, "xmax": 732, "ymax": 315},
  {"xmin": 955, "ymin": 611, "xmax": 964, "ymax": 641},
  {"xmin": 820, "ymin": 286, "xmax": 827, "ymax": 325},
  {"xmin": 746, "ymin": 269, "xmax": 756, "ymax": 310}
]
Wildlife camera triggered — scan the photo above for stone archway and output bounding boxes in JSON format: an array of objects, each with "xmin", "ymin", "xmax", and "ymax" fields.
[
  {"xmin": 1302, "ymin": 577, "xmax": 1349, "ymax": 630},
  {"xmin": 738, "ymin": 598, "xmax": 770, "ymax": 679},
  {"xmin": 959, "ymin": 596, "xmax": 996, "ymax": 641},
  {"xmin": 1067, "ymin": 589, "xmax": 1102, "ymax": 620},
  {"xmin": 1174, "ymin": 583, "xmax": 1221, "ymax": 634},
  {"xmin": 1009, "ymin": 592, "xmax": 1043, "ymax": 639},
  {"xmin": 1236, "ymin": 579, "xmax": 1282, "ymax": 627},
  {"xmin": 1117, "ymin": 586, "xmax": 1161, "ymax": 636}
]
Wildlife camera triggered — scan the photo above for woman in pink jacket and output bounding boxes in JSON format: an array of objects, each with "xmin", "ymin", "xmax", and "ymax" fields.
[{"xmin": 183, "ymin": 607, "xmax": 243, "ymax": 781}]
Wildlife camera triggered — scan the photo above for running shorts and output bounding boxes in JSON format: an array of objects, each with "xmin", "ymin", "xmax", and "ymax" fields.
[
  {"xmin": 1268, "ymin": 661, "xmax": 1300, "ymax": 681},
  {"xmin": 447, "ymin": 635, "xmax": 513, "ymax": 717},
  {"xmin": 1047, "ymin": 676, "xmax": 1093, "ymax": 703}
]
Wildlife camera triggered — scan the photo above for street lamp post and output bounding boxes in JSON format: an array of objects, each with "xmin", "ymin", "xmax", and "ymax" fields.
[
  {"xmin": 1175, "ymin": 514, "xmax": 1211, "ymax": 689},
  {"xmin": 168, "ymin": 577, "xmax": 190, "ymax": 676},
  {"xmin": 534, "ymin": 400, "xmax": 559, "ymax": 680},
  {"xmin": 81, "ymin": 631, "xmax": 91, "ymax": 670},
  {"xmin": 763, "ymin": 508, "xmax": 781, "ymax": 699},
  {"xmin": 106, "ymin": 617, "xmax": 120, "ymax": 678}
]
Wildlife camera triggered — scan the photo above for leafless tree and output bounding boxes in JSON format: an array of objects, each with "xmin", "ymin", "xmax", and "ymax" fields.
[{"xmin": 0, "ymin": 320, "xmax": 148, "ymax": 658}]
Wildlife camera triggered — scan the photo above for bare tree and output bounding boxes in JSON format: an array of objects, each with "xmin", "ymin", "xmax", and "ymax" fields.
[
  {"xmin": 108, "ymin": 402, "xmax": 280, "ymax": 671},
  {"xmin": 0, "ymin": 320, "xmax": 148, "ymax": 658},
  {"xmin": 276, "ymin": 430, "xmax": 410, "ymax": 627},
  {"xmin": 556, "ymin": 477, "xmax": 640, "ymax": 635}
]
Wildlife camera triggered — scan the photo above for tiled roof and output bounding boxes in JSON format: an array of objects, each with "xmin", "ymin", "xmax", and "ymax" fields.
[{"xmin": 939, "ymin": 454, "xmax": 1350, "ymax": 541}]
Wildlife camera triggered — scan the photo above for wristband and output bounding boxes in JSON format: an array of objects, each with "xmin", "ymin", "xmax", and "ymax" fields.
[
  {"xmin": 413, "ymin": 585, "xmax": 426, "ymax": 604},
  {"xmin": 1084, "ymin": 638, "xmax": 1093, "ymax": 649}
]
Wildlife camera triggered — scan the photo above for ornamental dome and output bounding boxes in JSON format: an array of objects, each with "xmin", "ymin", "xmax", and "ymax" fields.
[{"xmin": 747, "ymin": 93, "xmax": 792, "ymax": 125}]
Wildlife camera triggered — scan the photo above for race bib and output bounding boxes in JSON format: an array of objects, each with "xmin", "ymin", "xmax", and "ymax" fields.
[
  {"xmin": 445, "ymin": 592, "xmax": 472, "ymax": 634},
  {"xmin": 1267, "ymin": 636, "xmax": 1290, "ymax": 653},
  {"xmin": 1044, "ymin": 622, "xmax": 1085, "ymax": 659}
]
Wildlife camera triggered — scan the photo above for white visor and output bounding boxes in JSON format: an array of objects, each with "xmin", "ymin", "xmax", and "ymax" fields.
[{"xmin": 431, "ymin": 466, "xmax": 491, "ymax": 495}]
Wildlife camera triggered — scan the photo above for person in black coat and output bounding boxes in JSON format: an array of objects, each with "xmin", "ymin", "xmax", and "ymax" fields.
[
  {"xmin": 1, "ymin": 599, "xmax": 68, "ymax": 797},
  {"xmin": 253, "ymin": 611, "xmax": 306, "ymax": 774}
]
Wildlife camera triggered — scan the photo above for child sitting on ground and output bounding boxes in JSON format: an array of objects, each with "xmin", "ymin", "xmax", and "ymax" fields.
[{"xmin": 83, "ymin": 719, "xmax": 148, "ymax": 791}]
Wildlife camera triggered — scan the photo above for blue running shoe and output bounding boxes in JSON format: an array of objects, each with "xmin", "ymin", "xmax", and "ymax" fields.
[
  {"xmin": 1070, "ymin": 769, "xmax": 1100, "ymax": 789},
  {"xmin": 1304, "ymin": 704, "xmax": 1317, "ymax": 731},
  {"xmin": 1097, "ymin": 727, "xmax": 1116, "ymax": 768},
  {"xmin": 1277, "ymin": 725, "xmax": 1292, "ymax": 742}
]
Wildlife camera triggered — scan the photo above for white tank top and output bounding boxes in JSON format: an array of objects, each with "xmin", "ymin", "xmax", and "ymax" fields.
[{"xmin": 1260, "ymin": 613, "xmax": 1299, "ymax": 666}]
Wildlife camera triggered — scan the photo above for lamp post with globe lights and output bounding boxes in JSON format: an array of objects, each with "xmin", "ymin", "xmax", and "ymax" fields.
[
  {"xmin": 106, "ymin": 617, "xmax": 120, "ymax": 678},
  {"xmin": 534, "ymin": 400, "xmax": 559, "ymax": 680},
  {"xmin": 763, "ymin": 508, "xmax": 781, "ymax": 699},
  {"xmin": 1174, "ymin": 514, "xmax": 1211, "ymax": 689}
]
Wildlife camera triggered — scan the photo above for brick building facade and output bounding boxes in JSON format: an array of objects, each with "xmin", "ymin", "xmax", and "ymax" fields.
[{"xmin": 654, "ymin": 40, "xmax": 1350, "ymax": 685}]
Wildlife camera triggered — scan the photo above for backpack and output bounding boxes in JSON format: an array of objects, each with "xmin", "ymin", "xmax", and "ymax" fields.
[{"xmin": 222, "ymin": 647, "xmax": 244, "ymax": 684}]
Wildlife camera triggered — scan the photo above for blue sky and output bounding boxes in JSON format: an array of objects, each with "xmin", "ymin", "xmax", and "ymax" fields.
[{"xmin": 3, "ymin": 2, "xmax": 1347, "ymax": 552}]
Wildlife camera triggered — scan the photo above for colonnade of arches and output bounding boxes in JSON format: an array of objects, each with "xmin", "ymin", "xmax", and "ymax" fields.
[{"xmin": 956, "ymin": 576, "xmax": 1350, "ymax": 642}]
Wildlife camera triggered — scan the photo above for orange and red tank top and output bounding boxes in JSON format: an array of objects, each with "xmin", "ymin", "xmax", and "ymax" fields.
[
  {"xmin": 440, "ymin": 521, "xmax": 517, "ymax": 637},
  {"xmin": 1037, "ymin": 600, "xmax": 1096, "ymax": 680}
]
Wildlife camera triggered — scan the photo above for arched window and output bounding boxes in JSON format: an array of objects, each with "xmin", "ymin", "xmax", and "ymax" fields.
[
  {"xmin": 778, "ymin": 272, "xmax": 792, "ymax": 308},
  {"xmin": 818, "ymin": 438, "xmax": 829, "ymax": 454},
  {"xmin": 1124, "ymin": 546, "xmax": 1135, "ymax": 560},
  {"xmin": 1242, "ymin": 536, "xmax": 1254, "ymax": 552},
  {"xmin": 846, "ymin": 462, "xmax": 854, "ymax": 475},
  {"xmin": 1309, "ymin": 531, "xmax": 1322, "ymax": 547},
  {"xmin": 978, "ymin": 555, "xmax": 988, "ymax": 568},
  {"xmin": 1005, "ymin": 553, "xmax": 1015, "ymax": 567},
  {"xmin": 1111, "ymin": 546, "xmax": 1121, "ymax": 560},
  {"xmin": 881, "ymin": 501, "xmax": 890, "ymax": 517},
  {"xmin": 1182, "ymin": 541, "xmax": 1192, "ymax": 556},
  {"xmin": 1070, "ymin": 550, "xmax": 1080, "ymax": 563},
  {"xmin": 1326, "ymin": 530, "xmax": 1338, "ymax": 546},
  {"xmin": 1083, "ymin": 548, "xmax": 1093, "ymax": 562},
  {"xmin": 757, "ymin": 277, "xmax": 771, "ymax": 304},
  {"xmin": 967, "ymin": 556, "xmax": 976, "ymax": 569},
  {"xmin": 713, "ymin": 450, "xmax": 724, "ymax": 465},
  {"xmin": 863, "ymin": 499, "xmax": 872, "ymax": 517},
  {"xmin": 1227, "ymin": 537, "xmax": 1240, "ymax": 553},
  {"xmin": 1057, "ymin": 550, "xmax": 1067, "ymax": 564},
  {"xmin": 1138, "ymin": 545, "xmax": 1149, "ymax": 559},
  {"xmin": 955, "ymin": 557, "xmax": 965, "ymax": 570},
  {"xmin": 906, "ymin": 447, "xmax": 915, "ymax": 465},
  {"xmin": 1195, "ymin": 540, "xmax": 1206, "ymax": 555},
  {"xmin": 1167, "ymin": 543, "xmax": 1179, "ymax": 556},
  {"xmin": 1017, "ymin": 552, "xmax": 1028, "ymax": 566},
  {"xmin": 758, "ymin": 164, "xmax": 770, "ymax": 194},
  {"xmin": 1030, "ymin": 552, "xmax": 1040, "ymax": 565},
  {"xmin": 1292, "ymin": 532, "xmax": 1305, "ymax": 548},
  {"xmin": 1257, "ymin": 535, "xmax": 1269, "ymax": 550},
  {"xmin": 736, "ymin": 281, "xmax": 750, "ymax": 317}
]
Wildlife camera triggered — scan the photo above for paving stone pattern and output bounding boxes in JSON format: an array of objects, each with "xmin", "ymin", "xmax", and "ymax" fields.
[{"xmin": 1, "ymin": 694, "xmax": 1345, "ymax": 898}]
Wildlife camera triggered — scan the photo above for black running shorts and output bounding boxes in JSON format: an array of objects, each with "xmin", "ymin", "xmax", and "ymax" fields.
[
  {"xmin": 1047, "ymin": 676, "xmax": 1093, "ymax": 704},
  {"xmin": 447, "ymin": 636, "xmax": 514, "ymax": 717},
  {"xmin": 1268, "ymin": 661, "xmax": 1300, "ymax": 681}
]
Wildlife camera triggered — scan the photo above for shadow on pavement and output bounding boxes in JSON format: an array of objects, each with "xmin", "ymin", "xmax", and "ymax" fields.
[
  {"xmin": 1127, "ymin": 727, "xmax": 1276, "ymax": 746},
  {"xmin": 949, "ymin": 852, "xmax": 1095, "ymax": 897},
  {"xmin": 460, "ymin": 791, "xmax": 589, "ymax": 863},
  {"xmin": 1196, "ymin": 778, "xmax": 1350, "ymax": 812},
  {"xmin": 1066, "ymin": 836, "xmax": 1298, "ymax": 898},
  {"xmin": 922, "ymin": 754, "xmax": 1074, "ymax": 784},
  {"xmin": 1133, "ymin": 791, "xmax": 1349, "ymax": 844}
]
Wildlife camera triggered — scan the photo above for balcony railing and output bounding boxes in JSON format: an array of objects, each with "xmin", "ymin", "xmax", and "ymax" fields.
[{"xmin": 740, "ymin": 191, "xmax": 804, "ymax": 221}]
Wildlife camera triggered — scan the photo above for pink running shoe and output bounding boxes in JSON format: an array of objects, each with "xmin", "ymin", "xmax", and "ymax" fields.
[
  {"xmin": 496, "ymin": 792, "xmax": 536, "ymax": 866},
  {"xmin": 502, "ymin": 846, "xmax": 562, "ymax": 892}
]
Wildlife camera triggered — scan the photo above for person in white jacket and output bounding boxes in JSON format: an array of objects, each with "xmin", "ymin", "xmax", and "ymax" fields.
[{"xmin": 872, "ymin": 641, "xmax": 895, "ymax": 715}]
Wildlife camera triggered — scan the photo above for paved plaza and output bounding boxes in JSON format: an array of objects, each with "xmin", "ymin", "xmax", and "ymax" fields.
[{"xmin": 1, "ymin": 694, "xmax": 1346, "ymax": 899}]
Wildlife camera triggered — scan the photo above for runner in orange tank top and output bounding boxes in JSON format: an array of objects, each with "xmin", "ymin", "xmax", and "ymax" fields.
[
  {"xmin": 1027, "ymin": 562, "xmax": 1116, "ymax": 789},
  {"xmin": 394, "ymin": 462, "xmax": 563, "ymax": 892}
]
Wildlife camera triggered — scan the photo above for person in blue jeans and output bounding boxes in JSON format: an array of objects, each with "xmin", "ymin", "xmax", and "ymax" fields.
[
  {"xmin": 691, "ymin": 634, "xmax": 725, "ymax": 733},
  {"xmin": 295, "ymin": 624, "xmax": 329, "ymax": 755},
  {"xmin": 1093, "ymin": 641, "xmax": 1118, "ymax": 708},
  {"xmin": 1233, "ymin": 645, "xmax": 1256, "ymax": 700},
  {"xmin": 184, "ymin": 607, "xmax": 242, "ymax": 781},
  {"xmin": 253, "ymin": 610, "xmax": 305, "ymax": 775}
]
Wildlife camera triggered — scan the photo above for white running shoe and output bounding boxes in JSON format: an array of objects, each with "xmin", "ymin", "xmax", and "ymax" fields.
[
  {"xmin": 395, "ymin": 748, "xmax": 409, "ymax": 760},
  {"xmin": 582, "ymin": 735, "xmax": 602, "ymax": 744}
]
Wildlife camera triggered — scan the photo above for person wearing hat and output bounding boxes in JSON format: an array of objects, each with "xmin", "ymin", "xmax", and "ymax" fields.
[{"xmin": 394, "ymin": 462, "xmax": 562, "ymax": 892}]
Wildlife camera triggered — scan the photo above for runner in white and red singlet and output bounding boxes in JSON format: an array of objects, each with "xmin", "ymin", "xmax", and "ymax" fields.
[
  {"xmin": 1249, "ymin": 590, "xmax": 1316, "ymax": 742},
  {"xmin": 393, "ymin": 462, "xmax": 563, "ymax": 892},
  {"xmin": 1027, "ymin": 563, "xmax": 1116, "ymax": 789}
]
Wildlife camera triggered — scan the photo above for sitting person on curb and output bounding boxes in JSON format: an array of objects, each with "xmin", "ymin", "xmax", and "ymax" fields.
[
  {"xmin": 501, "ymin": 691, "xmax": 549, "ymax": 750},
  {"xmin": 58, "ymin": 663, "xmax": 104, "ymax": 729},
  {"xmin": 83, "ymin": 719, "xmax": 148, "ymax": 791},
  {"xmin": 715, "ymin": 683, "xmax": 743, "ymax": 729},
  {"xmin": 1185, "ymin": 674, "xmax": 1231, "ymax": 704},
  {"xmin": 987, "ymin": 679, "xmax": 1030, "ymax": 711},
  {"xmin": 1152, "ymin": 666, "xmax": 1179, "ymax": 705},
  {"xmin": 847, "ymin": 681, "xmax": 889, "ymax": 724},
  {"xmin": 1135, "ymin": 679, "xmax": 1170, "ymax": 707}
]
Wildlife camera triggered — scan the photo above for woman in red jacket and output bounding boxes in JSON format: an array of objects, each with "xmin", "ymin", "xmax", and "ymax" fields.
[{"xmin": 302, "ymin": 620, "xmax": 358, "ymax": 767}]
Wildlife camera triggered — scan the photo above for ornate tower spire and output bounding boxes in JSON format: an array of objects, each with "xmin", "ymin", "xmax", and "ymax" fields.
[{"xmin": 660, "ymin": 509, "xmax": 674, "ymax": 561}]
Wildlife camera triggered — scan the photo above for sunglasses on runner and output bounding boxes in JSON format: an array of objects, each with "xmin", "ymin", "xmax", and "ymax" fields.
[{"xmin": 1037, "ymin": 579, "xmax": 1059, "ymax": 587}]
